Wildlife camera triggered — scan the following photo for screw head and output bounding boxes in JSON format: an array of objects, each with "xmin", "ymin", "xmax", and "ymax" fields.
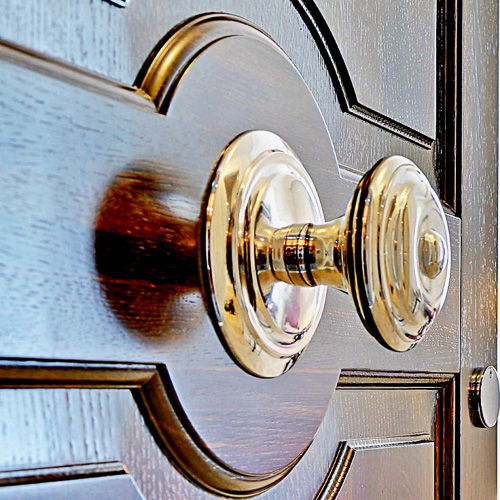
[{"xmin": 469, "ymin": 366, "xmax": 500, "ymax": 428}]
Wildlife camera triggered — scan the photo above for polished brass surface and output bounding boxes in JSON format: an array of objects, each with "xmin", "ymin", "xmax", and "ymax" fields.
[
  {"xmin": 133, "ymin": 12, "xmax": 342, "ymax": 486},
  {"xmin": 208, "ymin": 132, "xmax": 451, "ymax": 376},
  {"xmin": 272, "ymin": 156, "xmax": 450, "ymax": 351},
  {"xmin": 340, "ymin": 156, "xmax": 451, "ymax": 352},
  {"xmin": 206, "ymin": 131, "xmax": 327, "ymax": 378},
  {"xmin": 263, "ymin": 155, "xmax": 451, "ymax": 352},
  {"xmin": 469, "ymin": 366, "xmax": 500, "ymax": 428}
]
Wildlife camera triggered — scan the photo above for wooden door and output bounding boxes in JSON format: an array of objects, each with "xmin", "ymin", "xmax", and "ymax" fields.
[{"xmin": 0, "ymin": 1, "xmax": 496, "ymax": 498}]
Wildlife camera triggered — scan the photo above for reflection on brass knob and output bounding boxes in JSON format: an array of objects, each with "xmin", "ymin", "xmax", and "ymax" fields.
[
  {"xmin": 206, "ymin": 131, "xmax": 451, "ymax": 377},
  {"xmin": 420, "ymin": 230, "xmax": 448, "ymax": 279}
]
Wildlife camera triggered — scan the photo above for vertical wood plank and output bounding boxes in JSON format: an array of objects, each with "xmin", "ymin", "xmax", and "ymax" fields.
[{"xmin": 460, "ymin": 0, "xmax": 498, "ymax": 497}]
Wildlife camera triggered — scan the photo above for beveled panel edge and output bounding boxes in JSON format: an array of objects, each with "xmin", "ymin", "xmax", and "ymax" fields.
[
  {"xmin": 314, "ymin": 442, "xmax": 353, "ymax": 500},
  {"xmin": 104, "ymin": 0, "xmax": 129, "ymax": 7},
  {"xmin": 314, "ymin": 436, "xmax": 432, "ymax": 500},
  {"xmin": 0, "ymin": 359, "xmax": 157, "ymax": 388},
  {"xmin": 0, "ymin": 38, "xmax": 155, "ymax": 113},
  {"xmin": 0, "ymin": 461, "xmax": 126, "ymax": 488},
  {"xmin": 0, "ymin": 359, "xmax": 294, "ymax": 497},
  {"xmin": 0, "ymin": 4, "xmax": 457, "ymax": 213},
  {"xmin": 293, "ymin": 0, "xmax": 460, "ymax": 214},
  {"xmin": 337, "ymin": 369, "xmax": 455, "ymax": 389},
  {"xmin": 335, "ymin": 370, "xmax": 456, "ymax": 498},
  {"xmin": 135, "ymin": 13, "xmax": 274, "ymax": 116},
  {"xmin": 290, "ymin": 0, "xmax": 433, "ymax": 149}
]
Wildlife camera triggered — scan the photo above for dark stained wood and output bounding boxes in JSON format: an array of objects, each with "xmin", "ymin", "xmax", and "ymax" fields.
[
  {"xmin": 313, "ymin": 0, "xmax": 437, "ymax": 140},
  {"xmin": 0, "ymin": 358, "xmax": 456, "ymax": 497},
  {"xmin": 0, "ymin": 377, "xmax": 447, "ymax": 499},
  {"xmin": 0, "ymin": 0, "xmax": 495, "ymax": 498},
  {"xmin": 0, "ymin": 40, "xmax": 461, "ymax": 371},
  {"xmin": 0, "ymin": 360, "xmax": 156, "ymax": 388},
  {"xmin": 336, "ymin": 371, "xmax": 456, "ymax": 498},
  {"xmin": 0, "ymin": 34, "xmax": 342, "ymax": 477},
  {"xmin": 460, "ymin": 0, "xmax": 498, "ymax": 497},
  {"xmin": 0, "ymin": 462, "xmax": 125, "ymax": 487},
  {"xmin": 297, "ymin": 0, "xmax": 460, "ymax": 212},
  {"xmin": 335, "ymin": 442, "xmax": 435, "ymax": 499},
  {"xmin": 436, "ymin": 0, "xmax": 460, "ymax": 212},
  {"xmin": 0, "ymin": 33, "xmax": 462, "ymax": 479},
  {"xmin": 0, "ymin": 0, "xmax": 459, "ymax": 214},
  {"xmin": 0, "ymin": 474, "xmax": 145, "ymax": 500},
  {"xmin": 435, "ymin": 376, "xmax": 456, "ymax": 498},
  {"xmin": 0, "ymin": 0, "xmax": 441, "ymax": 188}
]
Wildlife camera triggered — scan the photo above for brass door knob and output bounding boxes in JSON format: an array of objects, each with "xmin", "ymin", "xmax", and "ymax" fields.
[{"xmin": 206, "ymin": 130, "xmax": 451, "ymax": 377}]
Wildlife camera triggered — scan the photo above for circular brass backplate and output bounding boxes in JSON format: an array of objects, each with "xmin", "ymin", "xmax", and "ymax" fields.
[{"xmin": 206, "ymin": 131, "xmax": 326, "ymax": 378}]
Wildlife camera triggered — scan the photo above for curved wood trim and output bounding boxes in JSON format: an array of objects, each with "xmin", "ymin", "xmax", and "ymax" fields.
[
  {"xmin": 0, "ymin": 14, "xmax": 458, "ymax": 496},
  {"xmin": 0, "ymin": 361, "xmax": 456, "ymax": 497},
  {"xmin": 134, "ymin": 11, "xmax": 432, "ymax": 149},
  {"xmin": 315, "ymin": 435, "xmax": 432, "ymax": 500},
  {"xmin": 315, "ymin": 442, "xmax": 355, "ymax": 500},
  {"xmin": 290, "ymin": 1, "xmax": 434, "ymax": 148},
  {"xmin": 134, "ymin": 14, "xmax": 274, "ymax": 116},
  {"xmin": 134, "ymin": 366, "xmax": 299, "ymax": 497},
  {"xmin": 0, "ymin": 359, "xmax": 296, "ymax": 497}
]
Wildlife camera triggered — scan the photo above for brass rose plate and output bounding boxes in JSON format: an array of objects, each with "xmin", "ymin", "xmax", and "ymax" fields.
[{"xmin": 206, "ymin": 131, "xmax": 326, "ymax": 378}]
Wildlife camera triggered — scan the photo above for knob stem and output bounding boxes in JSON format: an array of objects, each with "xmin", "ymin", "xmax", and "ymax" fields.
[{"xmin": 270, "ymin": 217, "xmax": 349, "ymax": 292}]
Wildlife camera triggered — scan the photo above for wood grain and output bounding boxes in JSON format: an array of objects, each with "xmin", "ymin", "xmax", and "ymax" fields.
[
  {"xmin": 314, "ymin": 0, "xmax": 437, "ymax": 140},
  {"xmin": 0, "ymin": 361, "xmax": 455, "ymax": 497},
  {"xmin": 0, "ymin": 0, "xmax": 440, "ymax": 187},
  {"xmin": 460, "ymin": 0, "xmax": 498, "ymax": 497},
  {"xmin": 0, "ymin": 462, "xmax": 125, "ymax": 487},
  {"xmin": 0, "ymin": 19, "xmax": 461, "ymax": 483},
  {"xmin": 0, "ymin": 35, "xmax": 341, "ymax": 476},
  {"xmin": 0, "ymin": 379, "xmax": 446, "ymax": 499},
  {"xmin": 0, "ymin": 474, "xmax": 145, "ymax": 500},
  {"xmin": 335, "ymin": 442, "xmax": 435, "ymax": 499},
  {"xmin": 0, "ymin": 0, "xmax": 494, "ymax": 497}
]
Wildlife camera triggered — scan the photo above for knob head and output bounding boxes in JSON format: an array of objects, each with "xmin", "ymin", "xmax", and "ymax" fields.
[{"xmin": 345, "ymin": 156, "xmax": 451, "ymax": 351}]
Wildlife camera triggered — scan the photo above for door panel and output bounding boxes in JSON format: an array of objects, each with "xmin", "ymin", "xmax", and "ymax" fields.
[
  {"xmin": 0, "ymin": 475, "xmax": 145, "ymax": 500},
  {"xmin": 0, "ymin": 0, "xmax": 438, "ymax": 182},
  {"xmin": 0, "ymin": 35, "xmax": 460, "ymax": 476},
  {"xmin": 0, "ymin": 0, "xmax": 496, "ymax": 498},
  {"xmin": 0, "ymin": 377, "xmax": 452, "ymax": 499},
  {"xmin": 315, "ymin": 0, "xmax": 437, "ymax": 140},
  {"xmin": 335, "ymin": 443, "xmax": 435, "ymax": 499},
  {"xmin": 460, "ymin": 1, "xmax": 498, "ymax": 497},
  {"xmin": 0, "ymin": 41, "xmax": 461, "ymax": 370}
]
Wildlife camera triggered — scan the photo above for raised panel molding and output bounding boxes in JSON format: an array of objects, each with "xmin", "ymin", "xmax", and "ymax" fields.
[
  {"xmin": 294, "ymin": 0, "xmax": 459, "ymax": 210},
  {"xmin": 317, "ymin": 441, "xmax": 435, "ymax": 499},
  {"xmin": 0, "ymin": 362, "xmax": 455, "ymax": 499},
  {"xmin": 316, "ymin": 371, "xmax": 455, "ymax": 499},
  {"xmin": 311, "ymin": 0, "xmax": 436, "ymax": 142},
  {"xmin": 0, "ymin": 475, "xmax": 145, "ymax": 500},
  {"xmin": 0, "ymin": 0, "xmax": 459, "ymax": 208}
]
